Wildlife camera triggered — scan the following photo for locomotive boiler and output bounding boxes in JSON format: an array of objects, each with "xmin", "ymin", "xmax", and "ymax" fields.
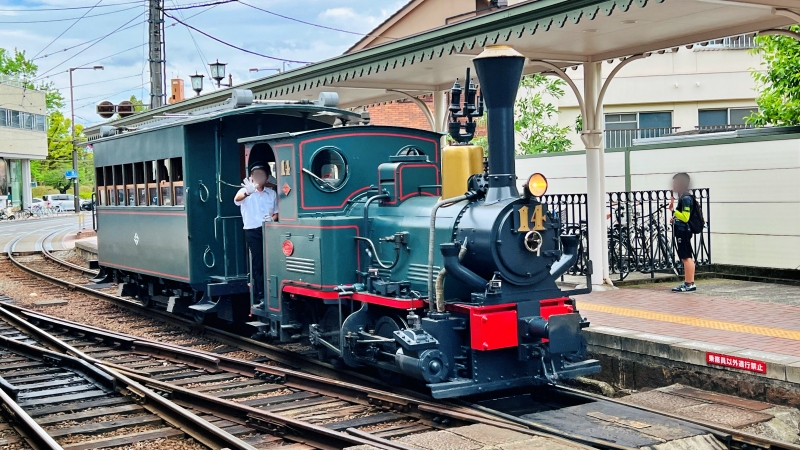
[{"xmin": 240, "ymin": 45, "xmax": 600, "ymax": 398}]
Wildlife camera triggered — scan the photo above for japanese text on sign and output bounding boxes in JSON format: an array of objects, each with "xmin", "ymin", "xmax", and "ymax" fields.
[{"xmin": 706, "ymin": 352, "xmax": 766, "ymax": 374}]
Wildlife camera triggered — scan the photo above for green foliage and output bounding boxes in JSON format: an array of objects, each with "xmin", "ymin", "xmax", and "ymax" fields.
[
  {"xmin": 1, "ymin": 47, "xmax": 92, "ymax": 193},
  {"xmin": 748, "ymin": 26, "xmax": 800, "ymax": 126},
  {"xmin": 514, "ymin": 74, "xmax": 572, "ymax": 154},
  {"xmin": 0, "ymin": 48, "xmax": 64, "ymax": 112},
  {"xmin": 31, "ymin": 111, "xmax": 94, "ymax": 193},
  {"xmin": 472, "ymin": 74, "xmax": 572, "ymax": 154}
]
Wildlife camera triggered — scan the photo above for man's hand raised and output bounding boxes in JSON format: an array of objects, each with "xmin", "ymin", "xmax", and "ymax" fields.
[{"xmin": 242, "ymin": 178, "xmax": 256, "ymax": 195}]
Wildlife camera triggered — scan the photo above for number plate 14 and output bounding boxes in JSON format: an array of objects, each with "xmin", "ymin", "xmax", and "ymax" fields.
[{"xmin": 514, "ymin": 204, "xmax": 546, "ymax": 232}]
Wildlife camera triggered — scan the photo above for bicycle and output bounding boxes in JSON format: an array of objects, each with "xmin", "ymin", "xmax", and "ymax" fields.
[{"xmin": 619, "ymin": 203, "xmax": 680, "ymax": 277}]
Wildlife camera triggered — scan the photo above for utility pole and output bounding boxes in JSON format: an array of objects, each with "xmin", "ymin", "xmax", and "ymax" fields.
[{"xmin": 148, "ymin": 0, "xmax": 165, "ymax": 109}]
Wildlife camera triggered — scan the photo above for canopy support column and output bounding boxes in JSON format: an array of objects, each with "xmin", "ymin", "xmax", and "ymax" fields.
[
  {"xmin": 532, "ymin": 55, "xmax": 646, "ymax": 286},
  {"xmin": 582, "ymin": 61, "xmax": 608, "ymax": 287},
  {"xmin": 434, "ymin": 90, "xmax": 448, "ymax": 133}
]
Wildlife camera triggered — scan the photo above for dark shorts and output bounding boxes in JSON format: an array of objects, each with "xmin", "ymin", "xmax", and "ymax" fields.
[{"xmin": 674, "ymin": 227, "xmax": 693, "ymax": 260}]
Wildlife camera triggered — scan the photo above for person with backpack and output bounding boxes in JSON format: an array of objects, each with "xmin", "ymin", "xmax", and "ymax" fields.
[{"xmin": 669, "ymin": 172, "xmax": 704, "ymax": 292}]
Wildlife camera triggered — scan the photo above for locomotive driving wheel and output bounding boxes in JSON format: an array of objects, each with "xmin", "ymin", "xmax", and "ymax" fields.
[{"xmin": 373, "ymin": 315, "xmax": 407, "ymax": 385}]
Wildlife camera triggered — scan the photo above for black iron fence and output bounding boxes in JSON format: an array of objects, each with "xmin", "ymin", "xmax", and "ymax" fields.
[{"xmin": 542, "ymin": 189, "xmax": 711, "ymax": 281}]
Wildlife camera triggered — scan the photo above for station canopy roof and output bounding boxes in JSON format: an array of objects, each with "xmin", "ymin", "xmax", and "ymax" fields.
[{"xmin": 86, "ymin": 0, "xmax": 799, "ymax": 139}]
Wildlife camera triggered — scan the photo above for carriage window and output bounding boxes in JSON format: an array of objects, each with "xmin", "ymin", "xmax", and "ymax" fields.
[
  {"xmin": 135, "ymin": 162, "xmax": 146, "ymax": 206},
  {"xmin": 171, "ymin": 157, "xmax": 184, "ymax": 206},
  {"xmin": 159, "ymin": 159, "xmax": 172, "ymax": 206},
  {"xmin": 95, "ymin": 168, "xmax": 105, "ymax": 205},
  {"xmin": 146, "ymin": 161, "xmax": 157, "ymax": 205},
  {"xmin": 308, "ymin": 147, "xmax": 347, "ymax": 192},
  {"xmin": 104, "ymin": 166, "xmax": 113, "ymax": 204},
  {"xmin": 113, "ymin": 165, "xmax": 124, "ymax": 205},
  {"xmin": 124, "ymin": 164, "xmax": 135, "ymax": 206}
]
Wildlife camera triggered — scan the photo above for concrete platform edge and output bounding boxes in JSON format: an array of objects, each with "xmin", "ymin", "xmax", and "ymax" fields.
[{"xmin": 585, "ymin": 327, "xmax": 800, "ymax": 384}]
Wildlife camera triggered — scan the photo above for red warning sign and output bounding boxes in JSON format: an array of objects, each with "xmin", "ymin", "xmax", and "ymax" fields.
[{"xmin": 706, "ymin": 352, "xmax": 766, "ymax": 374}]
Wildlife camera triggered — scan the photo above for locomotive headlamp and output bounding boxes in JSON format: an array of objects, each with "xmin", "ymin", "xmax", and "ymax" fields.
[{"xmin": 526, "ymin": 173, "xmax": 548, "ymax": 197}]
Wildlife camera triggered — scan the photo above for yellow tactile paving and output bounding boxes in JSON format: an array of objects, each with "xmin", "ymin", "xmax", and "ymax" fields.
[{"xmin": 580, "ymin": 302, "xmax": 800, "ymax": 341}]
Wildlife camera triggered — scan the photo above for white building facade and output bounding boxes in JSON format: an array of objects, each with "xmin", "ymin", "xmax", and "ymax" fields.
[
  {"xmin": 0, "ymin": 76, "xmax": 47, "ymax": 208},
  {"xmin": 556, "ymin": 36, "xmax": 762, "ymax": 150}
]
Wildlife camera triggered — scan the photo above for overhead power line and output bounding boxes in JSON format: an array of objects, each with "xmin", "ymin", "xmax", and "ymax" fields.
[
  {"xmin": 0, "ymin": 1, "xmax": 144, "ymax": 12},
  {"xmin": 32, "ymin": 0, "xmax": 105, "ymax": 60},
  {"xmin": 35, "ymin": 12, "xmax": 145, "ymax": 80},
  {"xmin": 55, "ymin": 74, "xmax": 142, "ymax": 90},
  {"xmin": 0, "ymin": 4, "xmax": 143, "ymax": 23},
  {"xmin": 32, "ymin": 20, "xmax": 147, "ymax": 61},
  {"xmin": 162, "ymin": 0, "xmax": 237, "ymax": 11},
  {"xmin": 237, "ymin": 1, "xmax": 398, "ymax": 40},
  {"xmin": 162, "ymin": 11, "xmax": 312, "ymax": 63}
]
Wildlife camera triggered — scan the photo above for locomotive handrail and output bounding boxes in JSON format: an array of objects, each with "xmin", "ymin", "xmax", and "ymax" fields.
[{"xmin": 427, "ymin": 192, "xmax": 476, "ymax": 312}]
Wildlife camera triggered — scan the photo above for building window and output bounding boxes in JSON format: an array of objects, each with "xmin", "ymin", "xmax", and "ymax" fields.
[
  {"xmin": 35, "ymin": 115, "xmax": 46, "ymax": 131},
  {"xmin": 604, "ymin": 111, "xmax": 675, "ymax": 148},
  {"xmin": 698, "ymin": 108, "xmax": 757, "ymax": 130},
  {"xmin": 0, "ymin": 109, "xmax": 45, "ymax": 132}
]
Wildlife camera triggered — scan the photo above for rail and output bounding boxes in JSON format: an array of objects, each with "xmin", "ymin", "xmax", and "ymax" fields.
[
  {"xmin": 11, "ymin": 230, "xmax": 601, "ymax": 450},
  {"xmin": 542, "ymin": 188, "xmax": 711, "ymax": 281},
  {"xmin": 13, "ymin": 226, "xmax": 800, "ymax": 450}
]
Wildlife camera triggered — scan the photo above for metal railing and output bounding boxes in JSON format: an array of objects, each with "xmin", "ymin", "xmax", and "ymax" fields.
[
  {"xmin": 695, "ymin": 124, "xmax": 753, "ymax": 132},
  {"xmin": 701, "ymin": 34, "xmax": 757, "ymax": 50},
  {"xmin": 543, "ymin": 189, "xmax": 711, "ymax": 281},
  {"xmin": 604, "ymin": 127, "xmax": 680, "ymax": 148}
]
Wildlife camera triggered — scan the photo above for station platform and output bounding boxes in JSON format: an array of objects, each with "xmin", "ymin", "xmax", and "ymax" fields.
[{"xmin": 576, "ymin": 278, "xmax": 800, "ymax": 405}]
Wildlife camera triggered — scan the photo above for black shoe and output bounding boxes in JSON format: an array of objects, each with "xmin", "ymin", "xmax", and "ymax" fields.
[{"xmin": 672, "ymin": 282, "xmax": 697, "ymax": 292}]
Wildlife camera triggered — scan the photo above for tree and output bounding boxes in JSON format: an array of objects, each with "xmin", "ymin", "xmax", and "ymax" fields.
[
  {"xmin": 514, "ymin": 74, "xmax": 572, "ymax": 154},
  {"xmin": 31, "ymin": 111, "xmax": 93, "ymax": 194},
  {"xmin": 747, "ymin": 26, "xmax": 800, "ymax": 126},
  {"xmin": 472, "ymin": 74, "xmax": 572, "ymax": 154},
  {"xmin": 1, "ymin": 47, "xmax": 93, "ymax": 194},
  {"xmin": 0, "ymin": 48, "xmax": 64, "ymax": 112}
]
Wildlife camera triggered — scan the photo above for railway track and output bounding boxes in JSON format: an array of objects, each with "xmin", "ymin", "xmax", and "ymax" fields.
[
  {"xmin": 5, "ymin": 226, "xmax": 800, "ymax": 450},
  {"xmin": 1, "ymin": 229, "xmax": 602, "ymax": 450},
  {"xmin": 0, "ymin": 294, "xmax": 597, "ymax": 450}
]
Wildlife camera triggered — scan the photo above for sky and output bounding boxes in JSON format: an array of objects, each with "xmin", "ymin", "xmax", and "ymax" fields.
[{"xmin": 0, "ymin": 0, "xmax": 407, "ymax": 127}]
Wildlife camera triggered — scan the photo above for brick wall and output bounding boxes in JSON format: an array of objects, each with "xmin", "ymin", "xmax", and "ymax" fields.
[{"xmin": 367, "ymin": 96, "xmax": 486, "ymax": 138}]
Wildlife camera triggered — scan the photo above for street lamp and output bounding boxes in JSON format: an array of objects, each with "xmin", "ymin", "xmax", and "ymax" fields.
[
  {"xmin": 249, "ymin": 68, "xmax": 281, "ymax": 75},
  {"xmin": 69, "ymin": 65, "xmax": 104, "ymax": 213},
  {"xmin": 209, "ymin": 59, "xmax": 228, "ymax": 87},
  {"xmin": 189, "ymin": 73, "xmax": 204, "ymax": 96}
]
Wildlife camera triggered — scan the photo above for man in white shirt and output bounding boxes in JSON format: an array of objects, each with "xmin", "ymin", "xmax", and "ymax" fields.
[{"xmin": 234, "ymin": 162, "xmax": 278, "ymax": 301}]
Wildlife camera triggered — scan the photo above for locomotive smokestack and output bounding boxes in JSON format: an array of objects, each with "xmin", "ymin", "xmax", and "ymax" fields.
[{"xmin": 472, "ymin": 45, "xmax": 525, "ymax": 201}]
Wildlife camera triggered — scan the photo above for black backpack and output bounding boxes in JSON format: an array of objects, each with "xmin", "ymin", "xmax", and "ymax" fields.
[{"xmin": 687, "ymin": 194, "xmax": 705, "ymax": 234}]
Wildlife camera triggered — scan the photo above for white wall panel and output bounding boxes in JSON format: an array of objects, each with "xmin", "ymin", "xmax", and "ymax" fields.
[
  {"xmin": 515, "ymin": 136, "xmax": 800, "ymax": 270},
  {"xmin": 711, "ymin": 234, "xmax": 800, "ymax": 269}
]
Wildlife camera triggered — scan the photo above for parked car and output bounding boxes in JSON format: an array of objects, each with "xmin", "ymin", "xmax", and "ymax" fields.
[
  {"xmin": 80, "ymin": 198, "xmax": 95, "ymax": 211},
  {"xmin": 43, "ymin": 194, "xmax": 75, "ymax": 211}
]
